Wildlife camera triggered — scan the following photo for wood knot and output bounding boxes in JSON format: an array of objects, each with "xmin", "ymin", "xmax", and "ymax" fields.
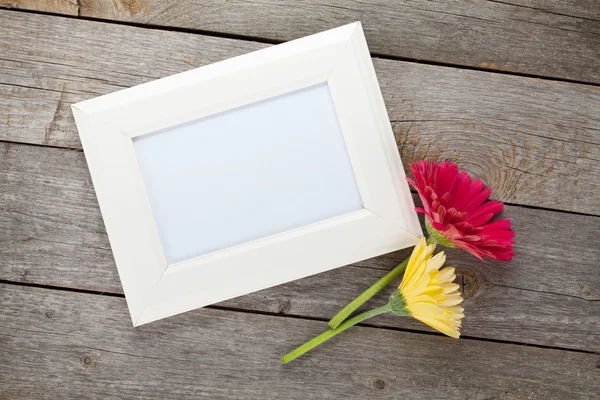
[
  {"xmin": 456, "ymin": 269, "xmax": 480, "ymax": 300},
  {"xmin": 371, "ymin": 378, "xmax": 389, "ymax": 391},
  {"xmin": 82, "ymin": 356, "xmax": 93, "ymax": 366},
  {"xmin": 45, "ymin": 311, "xmax": 55, "ymax": 319},
  {"xmin": 579, "ymin": 285, "xmax": 598, "ymax": 301},
  {"xmin": 124, "ymin": 0, "xmax": 149, "ymax": 16},
  {"xmin": 277, "ymin": 299, "xmax": 291, "ymax": 314}
]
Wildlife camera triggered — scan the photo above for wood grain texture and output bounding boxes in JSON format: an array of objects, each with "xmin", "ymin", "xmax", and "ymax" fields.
[
  {"xmin": 0, "ymin": 284, "xmax": 599, "ymax": 400},
  {"xmin": 492, "ymin": 0, "xmax": 600, "ymax": 20},
  {"xmin": 1, "ymin": 141, "xmax": 599, "ymax": 351},
  {"xmin": 2, "ymin": 1, "xmax": 600, "ymax": 83},
  {"xmin": 1, "ymin": 5, "xmax": 598, "ymax": 397},
  {"xmin": 0, "ymin": 0, "xmax": 78, "ymax": 14},
  {"xmin": 1, "ymin": 11, "xmax": 599, "ymax": 214}
]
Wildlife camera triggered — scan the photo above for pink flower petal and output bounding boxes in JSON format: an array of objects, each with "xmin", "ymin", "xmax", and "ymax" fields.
[
  {"xmin": 408, "ymin": 161, "xmax": 515, "ymax": 262},
  {"xmin": 466, "ymin": 200, "xmax": 504, "ymax": 222}
]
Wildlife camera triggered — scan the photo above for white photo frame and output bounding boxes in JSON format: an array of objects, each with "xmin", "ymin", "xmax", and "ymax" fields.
[{"xmin": 71, "ymin": 22, "xmax": 422, "ymax": 326}]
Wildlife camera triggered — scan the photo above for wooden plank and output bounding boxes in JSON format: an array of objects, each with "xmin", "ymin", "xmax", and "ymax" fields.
[
  {"xmin": 1, "ymin": 12, "xmax": 599, "ymax": 215},
  {"xmin": 0, "ymin": 0, "xmax": 78, "ymax": 14},
  {"xmin": 1, "ymin": 141, "xmax": 599, "ymax": 352},
  {"xmin": 0, "ymin": 284, "xmax": 598, "ymax": 399},
  {"xmin": 2, "ymin": 1, "xmax": 600, "ymax": 84}
]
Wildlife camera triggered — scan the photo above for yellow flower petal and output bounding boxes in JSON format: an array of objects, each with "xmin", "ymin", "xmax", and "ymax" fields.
[
  {"xmin": 397, "ymin": 238, "xmax": 464, "ymax": 338},
  {"xmin": 445, "ymin": 305, "xmax": 464, "ymax": 314},
  {"xmin": 441, "ymin": 283, "xmax": 460, "ymax": 294},
  {"xmin": 438, "ymin": 267, "xmax": 456, "ymax": 282},
  {"xmin": 426, "ymin": 252, "xmax": 446, "ymax": 272},
  {"xmin": 439, "ymin": 295, "xmax": 463, "ymax": 307},
  {"xmin": 410, "ymin": 294, "xmax": 437, "ymax": 304},
  {"xmin": 414, "ymin": 315, "xmax": 461, "ymax": 339},
  {"xmin": 420, "ymin": 286, "xmax": 445, "ymax": 297},
  {"xmin": 400, "ymin": 237, "xmax": 435, "ymax": 287},
  {"xmin": 407, "ymin": 302, "xmax": 446, "ymax": 318},
  {"xmin": 402, "ymin": 273, "xmax": 431, "ymax": 299}
]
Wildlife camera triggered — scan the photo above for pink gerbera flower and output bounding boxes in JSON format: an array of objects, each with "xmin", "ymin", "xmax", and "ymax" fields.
[{"xmin": 407, "ymin": 161, "xmax": 515, "ymax": 261}]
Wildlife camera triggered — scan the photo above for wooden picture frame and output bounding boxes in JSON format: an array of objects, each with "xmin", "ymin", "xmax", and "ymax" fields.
[{"xmin": 71, "ymin": 22, "xmax": 422, "ymax": 326}]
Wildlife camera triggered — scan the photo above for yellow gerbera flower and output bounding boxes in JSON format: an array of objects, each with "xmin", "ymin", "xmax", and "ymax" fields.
[
  {"xmin": 281, "ymin": 237, "xmax": 465, "ymax": 363},
  {"xmin": 390, "ymin": 237, "xmax": 464, "ymax": 338}
]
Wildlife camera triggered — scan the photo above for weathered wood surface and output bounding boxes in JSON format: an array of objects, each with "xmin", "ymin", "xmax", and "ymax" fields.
[
  {"xmin": 1, "ymin": 5, "xmax": 600, "ymax": 397},
  {"xmin": 0, "ymin": 0, "xmax": 78, "ymax": 14},
  {"xmin": 2, "ymin": 1, "xmax": 600, "ymax": 84},
  {"xmin": 1, "ymin": 141, "xmax": 599, "ymax": 351},
  {"xmin": 2, "ymin": 11, "xmax": 599, "ymax": 215},
  {"xmin": 0, "ymin": 284, "xmax": 598, "ymax": 400}
]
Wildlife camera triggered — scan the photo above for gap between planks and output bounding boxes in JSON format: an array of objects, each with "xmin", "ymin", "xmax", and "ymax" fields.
[
  {"xmin": 1, "ymin": 135, "xmax": 598, "ymax": 220},
  {"xmin": 1, "ymin": 6, "xmax": 599, "ymax": 89},
  {"xmin": 1, "ymin": 140, "xmax": 599, "ymax": 352},
  {"xmin": 0, "ymin": 279, "xmax": 596, "ymax": 358},
  {"xmin": 2, "ymin": 10, "xmax": 599, "ymax": 215},
  {"xmin": 1, "ymin": 10, "xmax": 599, "ymax": 354},
  {"xmin": 1, "ymin": 282, "xmax": 598, "ymax": 399},
  {"xmin": 4, "ymin": 132, "xmax": 597, "ymax": 220}
]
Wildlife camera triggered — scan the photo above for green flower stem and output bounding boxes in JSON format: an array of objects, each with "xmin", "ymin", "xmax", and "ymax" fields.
[
  {"xmin": 328, "ymin": 257, "xmax": 409, "ymax": 329},
  {"xmin": 328, "ymin": 236, "xmax": 435, "ymax": 330},
  {"xmin": 281, "ymin": 304, "xmax": 392, "ymax": 364}
]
